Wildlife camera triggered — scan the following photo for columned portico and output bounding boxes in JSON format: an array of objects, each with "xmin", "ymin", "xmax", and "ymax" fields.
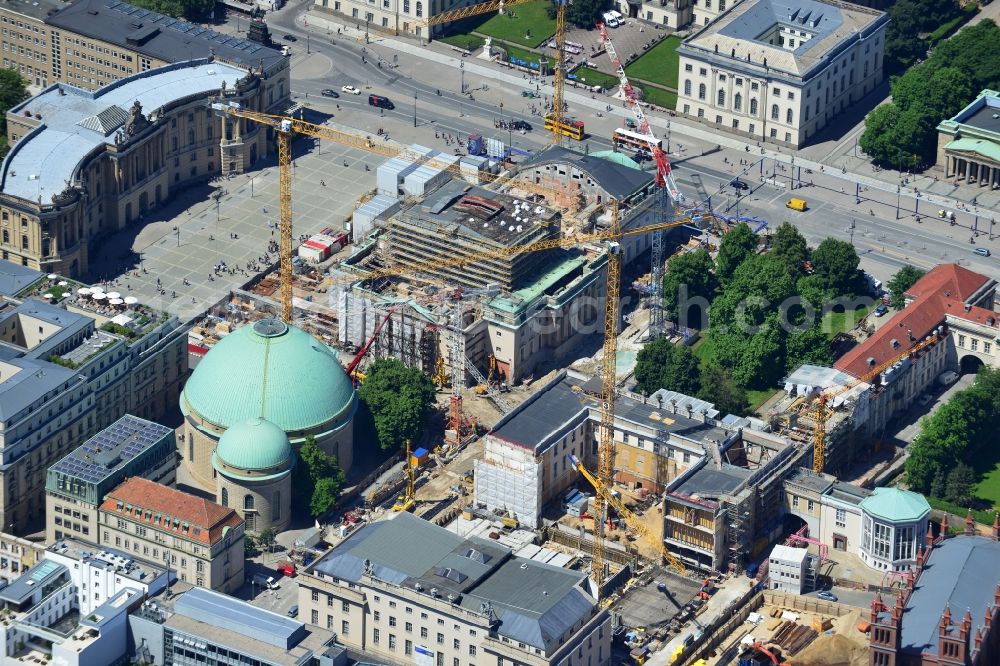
[{"xmin": 946, "ymin": 153, "xmax": 1000, "ymax": 188}]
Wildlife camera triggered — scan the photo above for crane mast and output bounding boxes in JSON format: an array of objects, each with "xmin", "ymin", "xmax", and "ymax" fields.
[
  {"xmin": 551, "ymin": 0, "xmax": 568, "ymax": 144},
  {"xmin": 591, "ymin": 199, "xmax": 621, "ymax": 587},
  {"xmin": 277, "ymin": 124, "xmax": 293, "ymax": 323}
]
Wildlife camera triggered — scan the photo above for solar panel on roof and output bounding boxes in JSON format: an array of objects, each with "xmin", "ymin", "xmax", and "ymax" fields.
[{"xmin": 191, "ymin": 27, "xmax": 205, "ymax": 36}]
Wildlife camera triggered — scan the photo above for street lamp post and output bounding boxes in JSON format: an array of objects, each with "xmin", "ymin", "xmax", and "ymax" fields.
[
  {"xmin": 666, "ymin": 119, "xmax": 671, "ymax": 154},
  {"xmin": 307, "ymin": 34, "xmax": 311, "ymax": 54},
  {"xmin": 460, "ymin": 61, "xmax": 465, "ymax": 94},
  {"xmin": 172, "ymin": 226, "xmax": 180, "ymax": 247},
  {"xmin": 413, "ymin": 91, "xmax": 418, "ymax": 128},
  {"xmin": 895, "ymin": 184, "xmax": 901, "ymax": 220}
]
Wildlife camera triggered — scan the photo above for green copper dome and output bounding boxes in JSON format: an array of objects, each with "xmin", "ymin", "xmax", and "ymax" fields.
[
  {"xmin": 860, "ymin": 487, "xmax": 931, "ymax": 523},
  {"xmin": 215, "ymin": 418, "xmax": 292, "ymax": 471},
  {"xmin": 182, "ymin": 319, "xmax": 356, "ymax": 433}
]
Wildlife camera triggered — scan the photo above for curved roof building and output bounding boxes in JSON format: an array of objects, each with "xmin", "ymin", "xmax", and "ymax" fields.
[{"xmin": 180, "ymin": 318, "xmax": 357, "ymax": 493}]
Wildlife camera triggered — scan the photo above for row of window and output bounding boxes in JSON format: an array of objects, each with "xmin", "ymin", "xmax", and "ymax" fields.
[{"xmin": 956, "ymin": 334, "xmax": 991, "ymax": 354}]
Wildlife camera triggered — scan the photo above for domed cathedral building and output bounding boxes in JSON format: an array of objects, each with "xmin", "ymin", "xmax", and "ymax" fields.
[
  {"xmin": 213, "ymin": 418, "xmax": 293, "ymax": 533},
  {"xmin": 179, "ymin": 318, "xmax": 358, "ymax": 531}
]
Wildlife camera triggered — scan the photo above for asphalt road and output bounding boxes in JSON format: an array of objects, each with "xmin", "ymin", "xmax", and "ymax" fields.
[{"xmin": 224, "ymin": 1, "xmax": 1000, "ymax": 291}]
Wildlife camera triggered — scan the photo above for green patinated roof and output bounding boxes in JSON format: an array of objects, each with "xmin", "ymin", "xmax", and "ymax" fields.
[
  {"xmin": 590, "ymin": 150, "xmax": 644, "ymax": 170},
  {"xmin": 945, "ymin": 138, "xmax": 1000, "ymax": 164},
  {"xmin": 860, "ymin": 487, "xmax": 930, "ymax": 523},
  {"xmin": 182, "ymin": 319, "xmax": 356, "ymax": 432},
  {"xmin": 214, "ymin": 418, "xmax": 291, "ymax": 471}
]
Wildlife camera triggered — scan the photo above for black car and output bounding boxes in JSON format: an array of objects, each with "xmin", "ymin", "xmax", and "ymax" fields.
[
  {"xmin": 283, "ymin": 34, "xmax": 298, "ymax": 42},
  {"xmin": 730, "ymin": 178, "xmax": 749, "ymax": 191},
  {"xmin": 321, "ymin": 89, "xmax": 339, "ymax": 98}
]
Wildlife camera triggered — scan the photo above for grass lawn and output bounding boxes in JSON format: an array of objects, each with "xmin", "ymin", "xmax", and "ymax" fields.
[
  {"xmin": 497, "ymin": 41, "xmax": 544, "ymax": 67},
  {"xmin": 475, "ymin": 0, "xmax": 555, "ymax": 47},
  {"xmin": 571, "ymin": 66, "xmax": 619, "ymax": 90},
  {"xmin": 624, "ymin": 35, "xmax": 682, "ymax": 90},
  {"xmin": 927, "ymin": 496, "xmax": 995, "ymax": 525},
  {"xmin": 692, "ymin": 336, "xmax": 714, "ymax": 363},
  {"xmin": 975, "ymin": 462, "xmax": 1000, "ymax": 508},
  {"xmin": 747, "ymin": 388, "xmax": 778, "ymax": 410},
  {"xmin": 820, "ymin": 303, "xmax": 871, "ymax": 340},
  {"xmin": 437, "ymin": 33, "xmax": 485, "ymax": 52},
  {"xmin": 637, "ymin": 86, "xmax": 677, "ymax": 110},
  {"xmin": 692, "ymin": 337, "xmax": 776, "ymax": 412}
]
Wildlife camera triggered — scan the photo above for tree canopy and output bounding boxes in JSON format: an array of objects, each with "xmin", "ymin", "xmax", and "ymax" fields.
[
  {"xmin": 697, "ymin": 364, "xmax": 749, "ymax": 417},
  {"xmin": 883, "ymin": 0, "xmax": 962, "ymax": 74},
  {"xmin": 633, "ymin": 338, "xmax": 701, "ymax": 396},
  {"xmin": 887, "ymin": 265, "xmax": 926, "ymax": 309},
  {"xmin": 358, "ymin": 358, "xmax": 436, "ymax": 451},
  {"xmin": 0, "ymin": 69, "xmax": 27, "ymax": 149},
  {"xmin": 770, "ymin": 222, "xmax": 810, "ymax": 276},
  {"xmin": 810, "ymin": 238, "xmax": 861, "ymax": 296},
  {"xmin": 861, "ymin": 19, "xmax": 1000, "ymax": 167},
  {"xmin": 128, "ymin": 0, "xmax": 213, "ymax": 19},
  {"xmin": 714, "ymin": 222, "xmax": 758, "ymax": 285},
  {"xmin": 293, "ymin": 436, "xmax": 346, "ymax": 518},
  {"xmin": 561, "ymin": 0, "xmax": 608, "ymax": 28},
  {"xmin": 905, "ymin": 367, "xmax": 1000, "ymax": 496},
  {"xmin": 662, "ymin": 247, "xmax": 716, "ymax": 327}
]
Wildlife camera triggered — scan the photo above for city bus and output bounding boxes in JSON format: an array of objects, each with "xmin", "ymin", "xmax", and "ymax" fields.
[
  {"xmin": 612, "ymin": 127, "xmax": 662, "ymax": 153},
  {"xmin": 544, "ymin": 114, "xmax": 585, "ymax": 141}
]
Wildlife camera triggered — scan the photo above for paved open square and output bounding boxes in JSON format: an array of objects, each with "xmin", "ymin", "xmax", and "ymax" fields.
[{"xmin": 88, "ymin": 121, "xmax": 385, "ymax": 322}]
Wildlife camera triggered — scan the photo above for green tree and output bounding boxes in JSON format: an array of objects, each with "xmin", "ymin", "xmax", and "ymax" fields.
[
  {"xmin": 945, "ymin": 462, "xmax": 977, "ymax": 506},
  {"xmin": 358, "ymin": 358, "xmax": 436, "ymax": 451},
  {"xmin": 294, "ymin": 436, "xmax": 346, "ymax": 518},
  {"xmin": 633, "ymin": 338, "xmax": 701, "ymax": 396},
  {"xmin": 697, "ymin": 364, "xmax": 749, "ymax": 416},
  {"xmin": 559, "ymin": 0, "xmax": 608, "ymax": 28},
  {"xmin": 127, "ymin": 0, "xmax": 214, "ymax": 20},
  {"xmin": 811, "ymin": 238, "xmax": 861, "ymax": 295},
  {"xmin": 0, "ymin": 69, "xmax": 27, "ymax": 147},
  {"xmin": 714, "ymin": 222, "xmax": 758, "ymax": 285},
  {"xmin": 859, "ymin": 104, "xmax": 903, "ymax": 165},
  {"xmin": 886, "ymin": 265, "xmax": 926, "ymax": 309},
  {"xmin": 785, "ymin": 326, "xmax": 832, "ymax": 372},
  {"xmin": 712, "ymin": 317, "xmax": 784, "ymax": 389},
  {"xmin": 662, "ymin": 248, "xmax": 716, "ymax": 325},
  {"xmin": 796, "ymin": 274, "xmax": 833, "ymax": 311},
  {"xmin": 244, "ymin": 533, "xmax": 258, "ymax": 557},
  {"xmin": 930, "ymin": 468, "xmax": 946, "ymax": 500},
  {"xmin": 257, "ymin": 527, "xmax": 277, "ymax": 553},
  {"xmin": 710, "ymin": 254, "xmax": 796, "ymax": 332},
  {"xmin": 769, "ymin": 222, "xmax": 810, "ymax": 275}
]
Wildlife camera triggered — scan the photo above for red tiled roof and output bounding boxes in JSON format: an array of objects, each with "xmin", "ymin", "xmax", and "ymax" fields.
[
  {"xmin": 100, "ymin": 477, "xmax": 243, "ymax": 546},
  {"xmin": 903, "ymin": 264, "xmax": 987, "ymax": 303},
  {"xmin": 835, "ymin": 264, "xmax": 992, "ymax": 379}
]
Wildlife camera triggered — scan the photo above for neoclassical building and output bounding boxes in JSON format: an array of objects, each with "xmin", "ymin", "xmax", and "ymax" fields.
[
  {"xmin": 937, "ymin": 89, "xmax": 1000, "ymax": 189},
  {"xmin": 675, "ymin": 0, "xmax": 887, "ymax": 147},
  {"xmin": 0, "ymin": 56, "xmax": 288, "ymax": 276},
  {"xmin": 213, "ymin": 418, "xmax": 294, "ymax": 534},
  {"xmin": 180, "ymin": 318, "xmax": 358, "ymax": 515}
]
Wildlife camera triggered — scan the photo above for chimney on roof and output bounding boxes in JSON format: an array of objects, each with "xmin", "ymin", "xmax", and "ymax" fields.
[
  {"xmin": 965, "ymin": 304, "xmax": 972, "ymax": 312},
  {"xmin": 966, "ymin": 508, "xmax": 976, "ymax": 536},
  {"xmin": 867, "ymin": 357, "xmax": 876, "ymax": 368},
  {"xmin": 993, "ymin": 512, "xmax": 999, "ymax": 540},
  {"xmin": 940, "ymin": 513, "xmax": 949, "ymax": 540},
  {"xmin": 907, "ymin": 329, "xmax": 914, "ymax": 342},
  {"xmin": 714, "ymin": 43, "xmax": 718, "ymax": 53}
]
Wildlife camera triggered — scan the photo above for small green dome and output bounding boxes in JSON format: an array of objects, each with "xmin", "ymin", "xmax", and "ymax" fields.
[
  {"xmin": 182, "ymin": 319, "xmax": 357, "ymax": 433},
  {"xmin": 215, "ymin": 418, "xmax": 292, "ymax": 471}
]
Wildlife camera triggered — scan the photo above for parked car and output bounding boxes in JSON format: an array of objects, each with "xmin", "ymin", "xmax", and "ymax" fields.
[
  {"xmin": 939, "ymin": 370, "xmax": 959, "ymax": 386},
  {"xmin": 917, "ymin": 394, "xmax": 934, "ymax": 408},
  {"xmin": 874, "ymin": 304, "xmax": 889, "ymax": 317},
  {"xmin": 341, "ymin": 85, "xmax": 361, "ymax": 95},
  {"xmin": 817, "ymin": 591, "xmax": 838, "ymax": 602},
  {"xmin": 288, "ymin": 605, "xmax": 299, "ymax": 618},
  {"xmin": 974, "ymin": 247, "xmax": 991, "ymax": 257},
  {"xmin": 283, "ymin": 34, "xmax": 297, "ymax": 41},
  {"xmin": 321, "ymin": 89, "xmax": 339, "ymax": 98}
]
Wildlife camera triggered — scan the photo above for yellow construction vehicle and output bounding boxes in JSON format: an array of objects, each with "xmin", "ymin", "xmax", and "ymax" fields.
[
  {"xmin": 392, "ymin": 440, "xmax": 417, "ymax": 512},
  {"xmin": 568, "ymin": 454, "xmax": 686, "ymax": 576},
  {"xmin": 432, "ymin": 356, "xmax": 448, "ymax": 391}
]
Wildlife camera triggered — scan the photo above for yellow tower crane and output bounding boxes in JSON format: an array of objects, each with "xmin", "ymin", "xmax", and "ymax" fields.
[
  {"xmin": 210, "ymin": 104, "xmax": 704, "ymax": 595},
  {"xmin": 810, "ymin": 330, "xmax": 942, "ymax": 473},
  {"xmin": 568, "ymin": 454, "xmax": 686, "ymax": 575},
  {"xmin": 393, "ymin": 439, "xmax": 417, "ymax": 512}
]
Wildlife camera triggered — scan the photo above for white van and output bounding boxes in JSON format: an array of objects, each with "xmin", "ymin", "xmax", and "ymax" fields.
[
  {"xmin": 609, "ymin": 9, "xmax": 625, "ymax": 24},
  {"xmin": 602, "ymin": 11, "xmax": 620, "ymax": 27}
]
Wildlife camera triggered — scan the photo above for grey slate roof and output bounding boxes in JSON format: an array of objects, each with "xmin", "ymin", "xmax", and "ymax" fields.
[
  {"xmin": 521, "ymin": 146, "xmax": 654, "ymax": 200},
  {"xmin": 490, "ymin": 372, "xmax": 732, "ymax": 455},
  {"xmin": 2, "ymin": 297, "xmax": 93, "ymax": 360},
  {"xmin": 901, "ymin": 536, "xmax": 1000, "ymax": 655},
  {"xmin": 674, "ymin": 463, "xmax": 749, "ymax": 499},
  {"xmin": 0, "ymin": 260, "xmax": 43, "ymax": 297},
  {"xmin": 0, "ymin": 560, "xmax": 67, "ymax": 604},
  {"xmin": 45, "ymin": 0, "xmax": 283, "ymax": 71},
  {"xmin": 0, "ymin": 0, "xmax": 67, "ymax": 21},
  {"xmin": 49, "ymin": 414, "xmax": 173, "ymax": 486},
  {"xmin": 0, "ymin": 357, "xmax": 78, "ymax": 421},
  {"xmin": 2, "ymin": 60, "xmax": 246, "ymax": 202},
  {"xmin": 313, "ymin": 513, "xmax": 596, "ymax": 652}
]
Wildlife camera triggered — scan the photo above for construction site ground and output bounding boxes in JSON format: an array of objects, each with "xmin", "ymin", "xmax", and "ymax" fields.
[
  {"xmin": 611, "ymin": 567, "xmax": 703, "ymax": 630},
  {"xmin": 704, "ymin": 598, "xmax": 871, "ymax": 666}
]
